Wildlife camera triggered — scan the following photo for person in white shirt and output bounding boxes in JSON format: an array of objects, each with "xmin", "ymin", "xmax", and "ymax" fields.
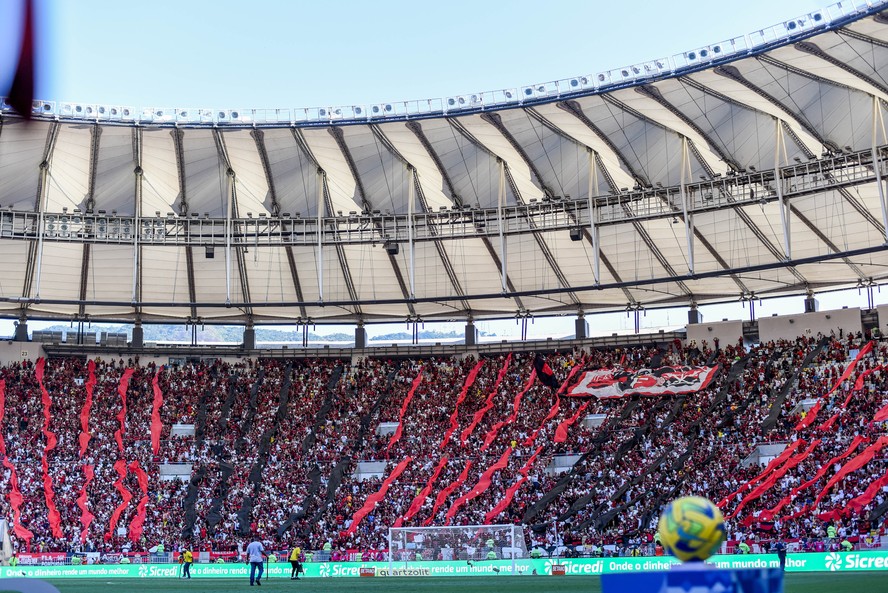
[{"xmin": 246, "ymin": 539, "xmax": 267, "ymax": 586}]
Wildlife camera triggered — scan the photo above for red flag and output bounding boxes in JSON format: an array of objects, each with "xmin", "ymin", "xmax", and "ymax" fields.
[{"xmin": 7, "ymin": 0, "xmax": 35, "ymax": 119}]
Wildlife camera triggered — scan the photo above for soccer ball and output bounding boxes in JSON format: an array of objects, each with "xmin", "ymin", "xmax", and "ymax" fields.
[{"xmin": 658, "ymin": 496, "xmax": 725, "ymax": 562}]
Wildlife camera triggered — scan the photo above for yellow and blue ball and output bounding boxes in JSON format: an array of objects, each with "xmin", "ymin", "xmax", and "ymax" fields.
[{"xmin": 658, "ymin": 496, "xmax": 725, "ymax": 562}]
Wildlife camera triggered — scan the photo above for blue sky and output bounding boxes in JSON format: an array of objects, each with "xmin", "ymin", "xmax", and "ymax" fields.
[
  {"xmin": 0, "ymin": 0, "xmax": 882, "ymax": 340},
  {"xmin": 3, "ymin": 0, "xmax": 830, "ymax": 109}
]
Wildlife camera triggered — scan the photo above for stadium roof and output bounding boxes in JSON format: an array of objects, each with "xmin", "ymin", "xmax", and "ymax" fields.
[{"xmin": 2, "ymin": 2, "xmax": 888, "ymax": 324}]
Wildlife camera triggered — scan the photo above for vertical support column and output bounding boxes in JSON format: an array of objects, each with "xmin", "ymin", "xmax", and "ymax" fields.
[
  {"xmin": 465, "ymin": 318, "xmax": 478, "ymax": 347},
  {"xmin": 354, "ymin": 321, "xmax": 367, "ymax": 349},
  {"xmin": 872, "ymin": 96, "xmax": 888, "ymax": 244},
  {"xmin": 497, "ymin": 160, "xmax": 507, "ymax": 293},
  {"xmin": 575, "ymin": 310, "xmax": 588, "ymax": 340},
  {"xmin": 316, "ymin": 169, "xmax": 325, "ymax": 302},
  {"xmin": 774, "ymin": 120, "xmax": 791, "ymax": 260},
  {"xmin": 680, "ymin": 137, "xmax": 695, "ymax": 274},
  {"xmin": 588, "ymin": 151, "xmax": 600, "ymax": 285},
  {"xmin": 242, "ymin": 318, "xmax": 255, "ymax": 350},
  {"xmin": 407, "ymin": 166, "xmax": 416, "ymax": 300},
  {"xmin": 132, "ymin": 318, "xmax": 144, "ymax": 348},
  {"xmin": 14, "ymin": 315, "xmax": 28, "ymax": 342},
  {"xmin": 33, "ymin": 162, "xmax": 50, "ymax": 298},
  {"xmin": 225, "ymin": 170, "xmax": 234, "ymax": 306},
  {"xmin": 132, "ymin": 156, "xmax": 142, "ymax": 304},
  {"xmin": 688, "ymin": 302, "xmax": 702, "ymax": 325}
]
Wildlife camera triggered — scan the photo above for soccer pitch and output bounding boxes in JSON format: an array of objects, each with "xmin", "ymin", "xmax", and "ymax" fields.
[{"xmin": 28, "ymin": 573, "xmax": 886, "ymax": 593}]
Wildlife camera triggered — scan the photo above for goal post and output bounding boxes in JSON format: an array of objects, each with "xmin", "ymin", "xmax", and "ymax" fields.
[{"xmin": 387, "ymin": 524, "xmax": 527, "ymax": 575}]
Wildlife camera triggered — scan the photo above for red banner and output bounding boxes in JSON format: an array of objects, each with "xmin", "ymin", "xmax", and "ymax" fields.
[
  {"xmin": 440, "ymin": 360, "xmax": 484, "ymax": 450},
  {"xmin": 874, "ymin": 402, "xmax": 888, "ymax": 423},
  {"xmin": 346, "ymin": 456, "xmax": 412, "ymax": 535},
  {"xmin": 554, "ymin": 401, "xmax": 590, "ymax": 443},
  {"xmin": 761, "ymin": 435, "xmax": 867, "ymax": 522},
  {"xmin": 127, "ymin": 460, "xmax": 150, "ymax": 543},
  {"xmin": 817, "ymin": 412, "xmax": 840, "ymax": 432},
  {"xmin": 846, "ymin": 468, "xmax": 888, "ymax": 515},
  {"xmin": 2, "ymin": 458, "xmax": 34, "ymax": 543},
  {"xmin": 398, "ymin": 454, "xmax": 450, "ymax": 526},
  {"xmin": 79, "ymin": 360, "xmax": 96, "ymax": 457},
  {"xmin": 78, "ymin": 464, "xmax": 95, "ymax": 542},
  {"xmin": 812, "ymin": 436, "xmax": 888, "ymax": 508},
  {"xmin": 35, "ymin": 358, "xmax": 63, "ymax": 538},
  {"xmin": 482, "ymin": 371, "xmax": 535, "ymax": 452},
  {"xmin": 424, "ymin": 460, "xmax": 473, "ymax": 526},
  {"xmin": 484, "ymin": 445, "xmax": 545, "ymax": 523},
  {"xmin": 796, "ymin": 341, "xmax": 873, "ymax": 430},
  {"xmin": 106, "ymin": 459, "xmax": 132, "ymax": 540},
  {"xmin": 0, "ymin": 379, "xmax": 6, "ymax": 456},
  {"xmin": 461, "ymin": 355, "xmax": 512, "ymax": 445},
  {"xmin": 730, "ymin": 439, "xmax": 820, "ymax": 522},
  {"xmin": 150, "ymin": 369, "xmax": 163, "ymax": 455},
  {"xmin": 444, "ymin": 447, "xmax": 513, "ymax": 524},
  {"xmin": 114, "ymin": 369, "xmax": 134, "ymax": 454},
  {"xmin": 387, "ymin": 370, "xmax": 423, "ymax": 452},
  {"xmin": 568, "ymin": 365, "xmax": 719, "ymax": 398},
  {"xmin": 717, "ymin": 440, "xmax": 804, "ymax": 508}
]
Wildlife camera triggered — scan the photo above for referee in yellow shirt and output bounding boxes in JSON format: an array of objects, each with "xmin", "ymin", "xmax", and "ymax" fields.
[
  {"xmin": 289, "ymin": 545, "xmax": 302, "ymax": 580},
  {"xmin": 181, "ymin": 549, "xmax": 193, "ymax": 579}
]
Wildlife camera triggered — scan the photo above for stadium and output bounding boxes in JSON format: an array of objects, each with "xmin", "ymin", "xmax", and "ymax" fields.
[{"xmin": 2, "ymin": 0, "xmax": 888, "ymax": 591}]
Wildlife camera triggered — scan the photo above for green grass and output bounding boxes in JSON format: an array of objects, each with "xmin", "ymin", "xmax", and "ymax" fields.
[{"xmin": 4, "ymin": 572, "xmax": 878, "ymax": 593}]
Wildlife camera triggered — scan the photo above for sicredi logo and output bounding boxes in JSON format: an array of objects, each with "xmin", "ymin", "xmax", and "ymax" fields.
[
  {"xmin": 318, "ymin": 562, "xmax": 331, "ymax": 577},
  {"xmin": 825, "ymin": 553, "xmax": 842, "ymax": 572},
  {"xmin": 138, "ymin": 565, "xmax": 148, "ymax": 578}
]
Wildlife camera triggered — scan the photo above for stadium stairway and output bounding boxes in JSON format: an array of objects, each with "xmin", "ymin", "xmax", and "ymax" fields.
[
  {"xmin": 279, "ymin": 365, "xmax": 344, "ymax": 537},
  {"xmin": 181, "ymin": 366, "xmax": 221, "ymax": 539},
  {"xmin": 205, "ymin": 373, "xmax": 240, "ymax": 535},
  {"xmin": 300, "ymin": 365, "xmax": 343, "ymax": 453},
  {"xmin": 522, "ymin": 396, "xmax": 640, "ymax": 527},
  {"xmin": 236, "ymin": 363, "xmax": 293, "ymax": 536},
  {"xmin": 573, "ymin": 399, "xmax": 674, "ymax": 531},
  {"xmin": 760, "ymin": 336, "xmax": 829, "ymax": 433},
  {"xmin": 304, "ymin": 364, "xmax": 398, "ymax": 537},
  {"xmin": 630, "ymin": 353, "xmax": 752, "ymax": 530}
]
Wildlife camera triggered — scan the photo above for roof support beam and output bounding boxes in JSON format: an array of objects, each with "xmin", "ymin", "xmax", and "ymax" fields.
[
  {"xmin": 213, "ymin": 130, "xmax": 252, "ymax": 316},
  {"xmin": 412, "ymin": 118, "xmax": 524, "ymax": 310},
  {"xmin": 77, "ymin": 124, "xmax": 102, "ymax": 317},
  {"xmin": 557, "ymin": 100, "xmax": 649, "ymax": 187},
  {"xmin": 328, "ymin": 127, "xmax": 413, "ymax": 316},
  {"xmin": 373, "ymin": 124, "xmax": 472, "ymax": 313},
  {"xmin": 794, "ymin": 40, "xmax": 888, "ymax": 98},
  {"xmin": 132, "ymin": 127, "xmax": 142, "ymax": 311},
  {"xmin": 475, "ymin": 113, "xmax": 582, "ymax": 307},
  {"xmin": 25, "ymin": 122, "xmax": 60, "ymax": 305},
  {"xmin": 250, "ymin": 130, "xmax": 281, "ymax": 215},
  {"xmin": 635, "ymin": 84, "xmax": 741, "ymax": 171},
  {"xmin": 873, "ymin": 97, "xmax": 888, "ymax": 244},
  {"xmin": 714, "ymin": 64, "xmax": 835, "ymax": 153},
  {"xmin": 171, "ymin": 128, "xmax": 197, "ymax": 319},
  {"xmin": 291, "ymin": 128, "xmax": 363, "ymax": 316}
]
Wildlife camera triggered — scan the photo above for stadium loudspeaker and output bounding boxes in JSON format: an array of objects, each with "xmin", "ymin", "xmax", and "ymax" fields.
[
  {"xmin": 355, "ymin": 326, "xmax": 367, "ymax": 349},
  {"xmin": 384, "ymin": 241, "xmax": 399, "ymax": 255},
  {"xmin": 804, "ymin": 296, "xmax": 818, "ymax": 313},
  {"xmin": 688, "ymin": 308, "xmax": 702, "ymax": 325},
  {"xmin": 205, "ymin": 246, "xmax": 215, "ymax": 259},
  {"xmin": 569, "ymin": 228, "xmax": 582, "ymax": 241}
]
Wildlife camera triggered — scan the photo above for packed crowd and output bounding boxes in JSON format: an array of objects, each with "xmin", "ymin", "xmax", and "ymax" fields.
[{"xmin": 1, "ymin": 330, "xmax": 886, "ymax": 561}]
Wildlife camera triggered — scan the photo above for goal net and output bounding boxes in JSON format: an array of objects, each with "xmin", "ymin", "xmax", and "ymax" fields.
[{"xmin": 387, "ymin": 524, "xmax": 527, "ymax": 573}]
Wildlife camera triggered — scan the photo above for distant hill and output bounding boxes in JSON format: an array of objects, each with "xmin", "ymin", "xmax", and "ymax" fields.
[{"xmin": 35, "ymin": 324, "xmax": 489, "ymax": 344}]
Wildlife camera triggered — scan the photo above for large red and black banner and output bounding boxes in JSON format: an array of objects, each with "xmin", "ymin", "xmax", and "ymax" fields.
[{"xmin": 567, "ymin": 365, "xmax": 719, "ymax": 398}]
